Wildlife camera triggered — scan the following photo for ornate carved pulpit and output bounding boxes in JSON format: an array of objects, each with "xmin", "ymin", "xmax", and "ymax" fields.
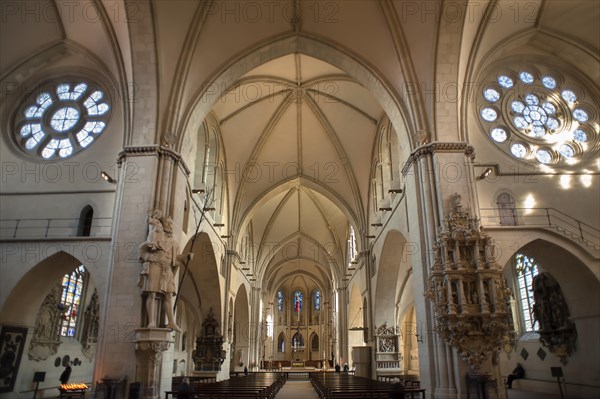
[{"xmin": 425, "ymin": 194, "xmax": 516, "ymax": 378}]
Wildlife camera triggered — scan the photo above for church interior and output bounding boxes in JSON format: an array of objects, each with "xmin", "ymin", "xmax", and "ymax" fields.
[{"xmin": 0, "ymin": 1, "xmax": 599, "ymax": 398}]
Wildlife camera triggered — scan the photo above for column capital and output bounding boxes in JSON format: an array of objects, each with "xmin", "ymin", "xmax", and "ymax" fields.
[
  {"xmin": 117, "ymin": 145, "xmax": 191, "ymax": 175},
  {"xmin": 402, "ymin": 142, "xmax": 475, "ymax": 176}
]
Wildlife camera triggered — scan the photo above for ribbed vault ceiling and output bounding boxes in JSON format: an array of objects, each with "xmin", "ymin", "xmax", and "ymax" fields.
[{"xmin": 210, "ymin": 54, "xmax": 383, "ymax": 289}]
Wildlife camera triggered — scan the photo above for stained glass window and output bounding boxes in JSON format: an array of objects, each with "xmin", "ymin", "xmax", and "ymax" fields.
[
  {"xmin": 294, "ymin": 291, "xmax": 303, "ymax": 313},
  {"xmin": 60, "ymin": 265, "xmax": 87, "ymax": 337},
  {"xmin": 515, "ymin": 254, "xmax": 539, "ymax": 332},
  {"xmin": 15, "ymin": 81, "xmax": 110, "ymax": 160},
  {"xmin": 277, "ymin": 290, "xmax": 284, "ymax": 312},
  {"xmin": 313, "ymin": 290, "xmax": 321, "ymax": 311}
]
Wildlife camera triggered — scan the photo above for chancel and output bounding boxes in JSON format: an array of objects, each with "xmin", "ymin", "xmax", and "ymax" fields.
[{"xmin": 0, "ymin": 1, "xmax": 598, "ymax": 399}]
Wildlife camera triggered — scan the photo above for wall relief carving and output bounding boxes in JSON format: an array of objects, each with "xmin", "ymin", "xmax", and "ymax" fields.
[
  {"xmin": 81, "ymin": 290, "xmax": 99, "ymax": 361},
  {"xmin": 532, "ymin": 273, "xmax": 577, "ymax": 365},
  {"xmin": 28, "ymin": 283, "xmax": 63, "ymax": 361}
]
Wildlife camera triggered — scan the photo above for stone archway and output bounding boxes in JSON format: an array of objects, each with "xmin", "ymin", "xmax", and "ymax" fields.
[
  {"xmin": 230, "ymin": 285, "xmax": 250, "ymax": 372},
  {"xmin": 347, "ymin": 285, "xmax": 364, "ymax": 366},
  {"xmin": 374, "ymin": 230, "xmax": 409, "ymax": 327},
  {"xmin": 181, "ymin": 232, "xmax": 223, "ymax": 324},
  {"xmin": 0, "ymin": 252, "xmax": 100, "ymax": 396},
  {"xmin": 1, "ymin": 251, "xmax": 95, "ymax": 326},
  {"xmin": 500, "ymin": 239, "xmax": 600, "ymax": 387}
]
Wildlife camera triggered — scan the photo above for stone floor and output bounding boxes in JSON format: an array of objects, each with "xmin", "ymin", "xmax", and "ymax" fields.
[{"xmin": 275, "ymin": 380, "xmax": 319, "ymax": 399}]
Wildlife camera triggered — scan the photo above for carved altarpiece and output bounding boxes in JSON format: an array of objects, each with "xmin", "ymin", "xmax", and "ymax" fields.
[
  {"xmin": 375, "ymin": 323, "xmax": 401, "ymax": 371},
  {"xmin": 425, "ymin": 195, "xmax": 516, "ymax": 374},
  {"xmin": 193, "ymin": 309, "xmax": 225, "ymax": 371}
]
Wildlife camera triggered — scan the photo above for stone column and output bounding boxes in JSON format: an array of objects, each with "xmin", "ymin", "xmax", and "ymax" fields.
[
  {"xmin": 93, "ymin": 145, "xmax": 190, "ymax": 394},
  {"xmin": 337, "ymin": 286, "xmax": 348, "ymax": 364},
  {"xmin": 249, "ymin": 286, "xmax": 262, "ymax": 370},
  {"xmin": 405, "ymin": 142, "xmax": 478, "ymax": 398},
  {"xmin": 134, "ymin": 329, "xmax": 172, "ymax": 399}
]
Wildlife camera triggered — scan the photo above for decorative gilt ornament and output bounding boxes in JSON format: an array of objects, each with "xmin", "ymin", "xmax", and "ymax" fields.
[{"xmin": 425, "ymin": 193, "xmax": 516, "ymax": 373}]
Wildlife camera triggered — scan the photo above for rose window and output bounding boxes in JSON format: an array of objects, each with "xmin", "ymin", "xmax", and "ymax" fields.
[
  {"xmin": 14, "ymin": 81, "xmax": 110, "ymax": 160},
  {"xmin": 477, "ymin": 66, "xmax": 599, "ymax": 168}
]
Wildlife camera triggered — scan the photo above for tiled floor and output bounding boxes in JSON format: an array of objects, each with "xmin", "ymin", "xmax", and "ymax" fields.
[{"xmin": 275, "ymin": 380, "xmax": 320, "ymax": 398}]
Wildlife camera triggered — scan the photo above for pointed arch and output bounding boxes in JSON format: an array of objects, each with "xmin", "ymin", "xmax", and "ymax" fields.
[
  {"xmin": 77, "ymin": 205, "xmax": 94, "ymax": 236},
  {"xmin": 1, "ymin": 252, "xmax": 97, "ymax": 327},
  {"xmin": 277, "ymin": 332, "xmax": 285, "ymax": 352}
]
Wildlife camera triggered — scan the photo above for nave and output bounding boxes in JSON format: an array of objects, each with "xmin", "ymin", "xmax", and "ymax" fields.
[{"xmin": 275, "ymin": 381, "xmax": 319, "ymax": 399}]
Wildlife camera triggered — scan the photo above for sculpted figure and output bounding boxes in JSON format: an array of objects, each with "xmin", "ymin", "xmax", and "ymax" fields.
[{"xmin": 139, "ymin": 210, "xmax": 183, "ymax": 331}]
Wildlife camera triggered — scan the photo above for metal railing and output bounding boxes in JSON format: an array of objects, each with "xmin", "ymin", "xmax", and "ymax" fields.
[
  {"xmin": 0, "ymin": 217, "xmax": 112, "ymax": 239},
  {"xmin": 479, "ymin": 207, "xmax": 600, "ymax": 249}
]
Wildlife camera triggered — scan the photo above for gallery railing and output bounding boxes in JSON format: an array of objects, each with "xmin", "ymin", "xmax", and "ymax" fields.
[
  {"xmin": 0, "ymin": 217, "xmax": 112, "ymax": 239},
  {"xmin": 479, "ymin": 207, "xmax": 599, "ymax": 250}
]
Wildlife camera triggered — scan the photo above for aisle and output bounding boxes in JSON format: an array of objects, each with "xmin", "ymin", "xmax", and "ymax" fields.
[{"xmin": 275, "ymin": 380, "xmax": 319, "ymax": 399}]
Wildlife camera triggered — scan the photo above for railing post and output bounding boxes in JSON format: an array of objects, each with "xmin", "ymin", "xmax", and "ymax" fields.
[
  {"xmin": 546, "ymin": 208, "xmax": 551, "ymax": 227},
  {"xmin": 579, "ymin": 221, "xmax": 584, "ymax": 241},
  {"xmin": 13, "ymin": 220, "xmax": 20, "ymax": 238},
  {"xmin": 45, "ymin": 219, "xmax": 51, "ymax": 238}
]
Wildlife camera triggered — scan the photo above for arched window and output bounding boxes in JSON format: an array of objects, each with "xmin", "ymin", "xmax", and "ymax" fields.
[
  {"xmin": 497, "ymin": 193, "xmax": 517, "ymax": 226},
  {"xmin": 193, "ymin": 120, "xmax": 218, "ymax": 195},
  {"xmin": 60, "ymin": 265, "xmax": 87, "ymax": 337},
  {"xmin": 77, "ymin": 205, "xmax": 93, "ymax": 236},
  {"xmin": 293, "ymin": 291, "xmax": 303, "ymax": 313},
  {"xmin": 311, "ymin": 334, "xmax": 319, "ymax": 352},
  {"xmin": 277, "ymin": 332, "xmax": 285, "ymax": 352},
  {"xmin": 515, "ymin": 253, "xmax": 539, "ymax": 332},
  {"xmin": 348, "ymin": 225, "xmax": 357, "ymax": 267},
  {"xmin": 313, "ymin": 290, "xmax": 321, "ymax": 311},
  {"xmin": 277, "ymin": 290, "xmax": 284, "ymax": 312},
  {"xmin": 292, "ymin": 333, "xmax": 304, "ymax": 350},
  {"xmin": 371, "ymin": 178, "xmax": 378, "ymax": 213}
]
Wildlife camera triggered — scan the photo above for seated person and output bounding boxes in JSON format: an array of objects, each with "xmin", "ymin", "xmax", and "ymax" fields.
[
  {"xmin": 343, "ymin": 363, "xmax": 349, "ymax": 374},
  {"xmin": 177, "ymin": 377, "xmax": 194, "ymax": 399},
  {"xmin": 506, "ymin": 363, "xmax": 525, "ymax": 389},
  {"xmin": 335, "ymin": 363, "xmax": 341, "ymax": 372}
]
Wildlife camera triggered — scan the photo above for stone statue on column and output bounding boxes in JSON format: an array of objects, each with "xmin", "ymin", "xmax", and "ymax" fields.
[{"xmin": 139, "ymin": 209, "xmax": 183, "ymax": 331}]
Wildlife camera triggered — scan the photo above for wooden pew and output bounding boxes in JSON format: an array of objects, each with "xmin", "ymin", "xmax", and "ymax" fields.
[
  {"xmin": 310, "ymin": 373, "xmax": 426, "ymax": 399},
  {"xmin": 166, "ymin": 372, "xmax": 286, "ymax": 399}
]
